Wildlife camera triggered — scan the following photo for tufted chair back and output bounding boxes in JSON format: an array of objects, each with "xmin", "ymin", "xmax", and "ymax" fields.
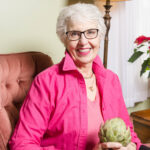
[{"xmin": 0, "ymin": 52, "xmax": 53, "ymax": 150}]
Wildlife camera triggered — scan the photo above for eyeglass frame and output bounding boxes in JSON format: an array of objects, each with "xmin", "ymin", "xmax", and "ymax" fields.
[{"xmin": 66, "ymin": 29, "xmax": 99, "ymax": 41}]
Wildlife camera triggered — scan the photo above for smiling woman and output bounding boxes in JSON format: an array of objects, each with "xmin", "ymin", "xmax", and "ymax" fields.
[{"xmin": 9, "ymin": 3, "xmax": 141, "ymax": 150}]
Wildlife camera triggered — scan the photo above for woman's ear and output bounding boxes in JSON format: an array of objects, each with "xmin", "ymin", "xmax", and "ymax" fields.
[{"xmin": 63, "ymin": 37, "xmax": 67, "ymax": 48}]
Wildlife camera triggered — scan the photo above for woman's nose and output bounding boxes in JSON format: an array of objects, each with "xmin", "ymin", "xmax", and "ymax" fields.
[{"xmin": 78, "ymin": 33, "xmax": 88, "ymax": 45}]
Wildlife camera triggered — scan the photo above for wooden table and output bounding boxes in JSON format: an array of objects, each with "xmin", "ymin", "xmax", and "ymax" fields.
[{"xmin": 131, "ymin": 109, "xmax": 150, "ymax": 143}]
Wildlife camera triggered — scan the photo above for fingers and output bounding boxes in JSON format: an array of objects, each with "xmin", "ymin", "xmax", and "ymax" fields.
[
  {"xmin": 98, "ymin": 142, "xmax": 136, "ymax": 150},
  {"xmin": 126, "ymin": 142, "xmax": 136, "ymax": 150},
  {"xmin": 101, "ymin": 142, "xmax": 122, "ymax": 149}
]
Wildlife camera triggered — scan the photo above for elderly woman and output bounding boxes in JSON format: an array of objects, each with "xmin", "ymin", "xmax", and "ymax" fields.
[{"xmin": 9, "ymin": 3, "xmax": 141, "ymax": 150}]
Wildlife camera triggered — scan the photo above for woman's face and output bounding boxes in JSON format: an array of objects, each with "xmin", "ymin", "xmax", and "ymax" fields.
[{"xmin": 65, "ymin": 20, "xmax": 101, "ymax": 67}]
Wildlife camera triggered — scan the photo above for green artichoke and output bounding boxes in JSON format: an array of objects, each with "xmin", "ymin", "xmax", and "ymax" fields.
[{"xmin": 99, "ymin": 118, "xmax": 131, "ymax": 147}]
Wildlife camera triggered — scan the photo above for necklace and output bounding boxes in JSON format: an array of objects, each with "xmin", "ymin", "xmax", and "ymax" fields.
[
  {"xmin": 84, "ymin": 74, "xmax": 96, "ymax": 91},
  {"xmin": 83, "ymin": 73, "xmax": 94, "ymax": 79}
]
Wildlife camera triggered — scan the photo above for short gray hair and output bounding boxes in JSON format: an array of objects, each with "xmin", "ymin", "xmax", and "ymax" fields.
[{"xmin": 56, "ymin": 3, "xmax": 106, "ymax": 44}]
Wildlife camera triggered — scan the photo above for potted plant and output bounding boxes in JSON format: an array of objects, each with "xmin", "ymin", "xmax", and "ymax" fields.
[{"xmin": 128, "ymin": 35, "xmax": 150, "ymax": 77}]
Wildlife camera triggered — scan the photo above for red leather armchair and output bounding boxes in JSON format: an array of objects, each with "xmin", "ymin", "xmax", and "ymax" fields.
[{"xmin": 0, "ymin": 52, "xmax": 53, "ymax": 150}]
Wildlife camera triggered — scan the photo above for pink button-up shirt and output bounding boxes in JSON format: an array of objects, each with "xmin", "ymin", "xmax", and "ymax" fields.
[{"xmin": 9, "ymin": 52, "xmax": 141, "ymax": 150}]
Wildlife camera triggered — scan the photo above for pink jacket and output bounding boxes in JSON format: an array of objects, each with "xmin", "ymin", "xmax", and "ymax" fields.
[{"xmin": 9, "ymin": 52, "xmax": 141, "ymax": 150}]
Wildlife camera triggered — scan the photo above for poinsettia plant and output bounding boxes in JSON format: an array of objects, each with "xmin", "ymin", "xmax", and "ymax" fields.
[{"xmin": 128, "ymin": 35, "xmax": 150, "ymax": 77}]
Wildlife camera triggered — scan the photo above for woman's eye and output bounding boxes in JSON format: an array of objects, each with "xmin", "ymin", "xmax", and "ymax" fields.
[
  {"xmin": 87, "ymin": 30, "xmax": 95, "ymax": 34},
  {"xmin": 71, "ymin": 32, "xmax": 79, "ymax": 36}
]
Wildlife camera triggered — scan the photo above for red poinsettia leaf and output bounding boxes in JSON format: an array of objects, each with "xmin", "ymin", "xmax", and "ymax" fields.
[{"xmin": 135, "ymin": 35, "xmax": 149, "ymax": 45}]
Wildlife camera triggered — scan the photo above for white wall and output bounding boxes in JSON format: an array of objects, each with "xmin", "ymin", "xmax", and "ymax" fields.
[{"xmin": 0, "ymin": 0, "xmax": 67, "ymax": 64}]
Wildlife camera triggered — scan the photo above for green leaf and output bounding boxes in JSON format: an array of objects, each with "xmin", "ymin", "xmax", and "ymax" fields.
[
  {"xmin": 128, "ymin": 51, "xmax": 144, "ymax": 63},
  {"xmin": 134, "ymin": 48, "xmax": 137, "ymax": 53},
  {"xmin": 137, "ymin": 44, "xmax": 144, "ymax": 49},
  {"xmin": 140, "ymin": 58, "xmax": 150, "ymax": 76}
]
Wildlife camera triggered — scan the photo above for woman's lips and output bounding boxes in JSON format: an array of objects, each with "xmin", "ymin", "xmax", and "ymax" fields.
[{"xmin": 77, "ymin": 48, "xmax": 91, "ymax": 56}]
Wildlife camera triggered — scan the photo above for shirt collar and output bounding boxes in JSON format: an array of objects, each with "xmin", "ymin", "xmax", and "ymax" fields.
[
  {"xmin": 62, "ymin": 51, "xmax": 77, "ymax": 71},
  {"xmin": 62, "ymin": 51, "xmax": 106, "ymax": 74}
]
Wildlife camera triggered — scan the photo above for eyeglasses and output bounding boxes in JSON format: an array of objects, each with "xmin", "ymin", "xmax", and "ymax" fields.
[{"xmin": 66, "ymin": 29, "xmax": 99, "ymax": 41}]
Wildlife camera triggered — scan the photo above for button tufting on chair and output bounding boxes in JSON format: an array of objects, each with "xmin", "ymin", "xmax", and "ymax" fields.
[{"xmin": 5, "ymin": 83, "xmax": 10, "ymax": 89}]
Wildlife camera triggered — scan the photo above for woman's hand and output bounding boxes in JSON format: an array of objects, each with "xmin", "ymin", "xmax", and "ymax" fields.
[
  {"xmin": 125, "ymin": 142, "xmax": 136, "ymax": 150},
  {"xmin": 93, "ymin": 142, "xmax": 136, "ymax": 150}
]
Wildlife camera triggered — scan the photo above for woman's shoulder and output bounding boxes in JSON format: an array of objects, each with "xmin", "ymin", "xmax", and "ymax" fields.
[
  {"xmin": 35, "ymin": 63, "xmax": 61, "ymax": 81},
  {"xmin": 37, "ymin": 57, "xmax": 66, "ymax": 77},
  {"xmin": 105, "ymin": 68, "xmax": 119, "ymax": 80},
  {"xmin": 102, "ymin": 69, "xmax": 121, "ymax": 88}
]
